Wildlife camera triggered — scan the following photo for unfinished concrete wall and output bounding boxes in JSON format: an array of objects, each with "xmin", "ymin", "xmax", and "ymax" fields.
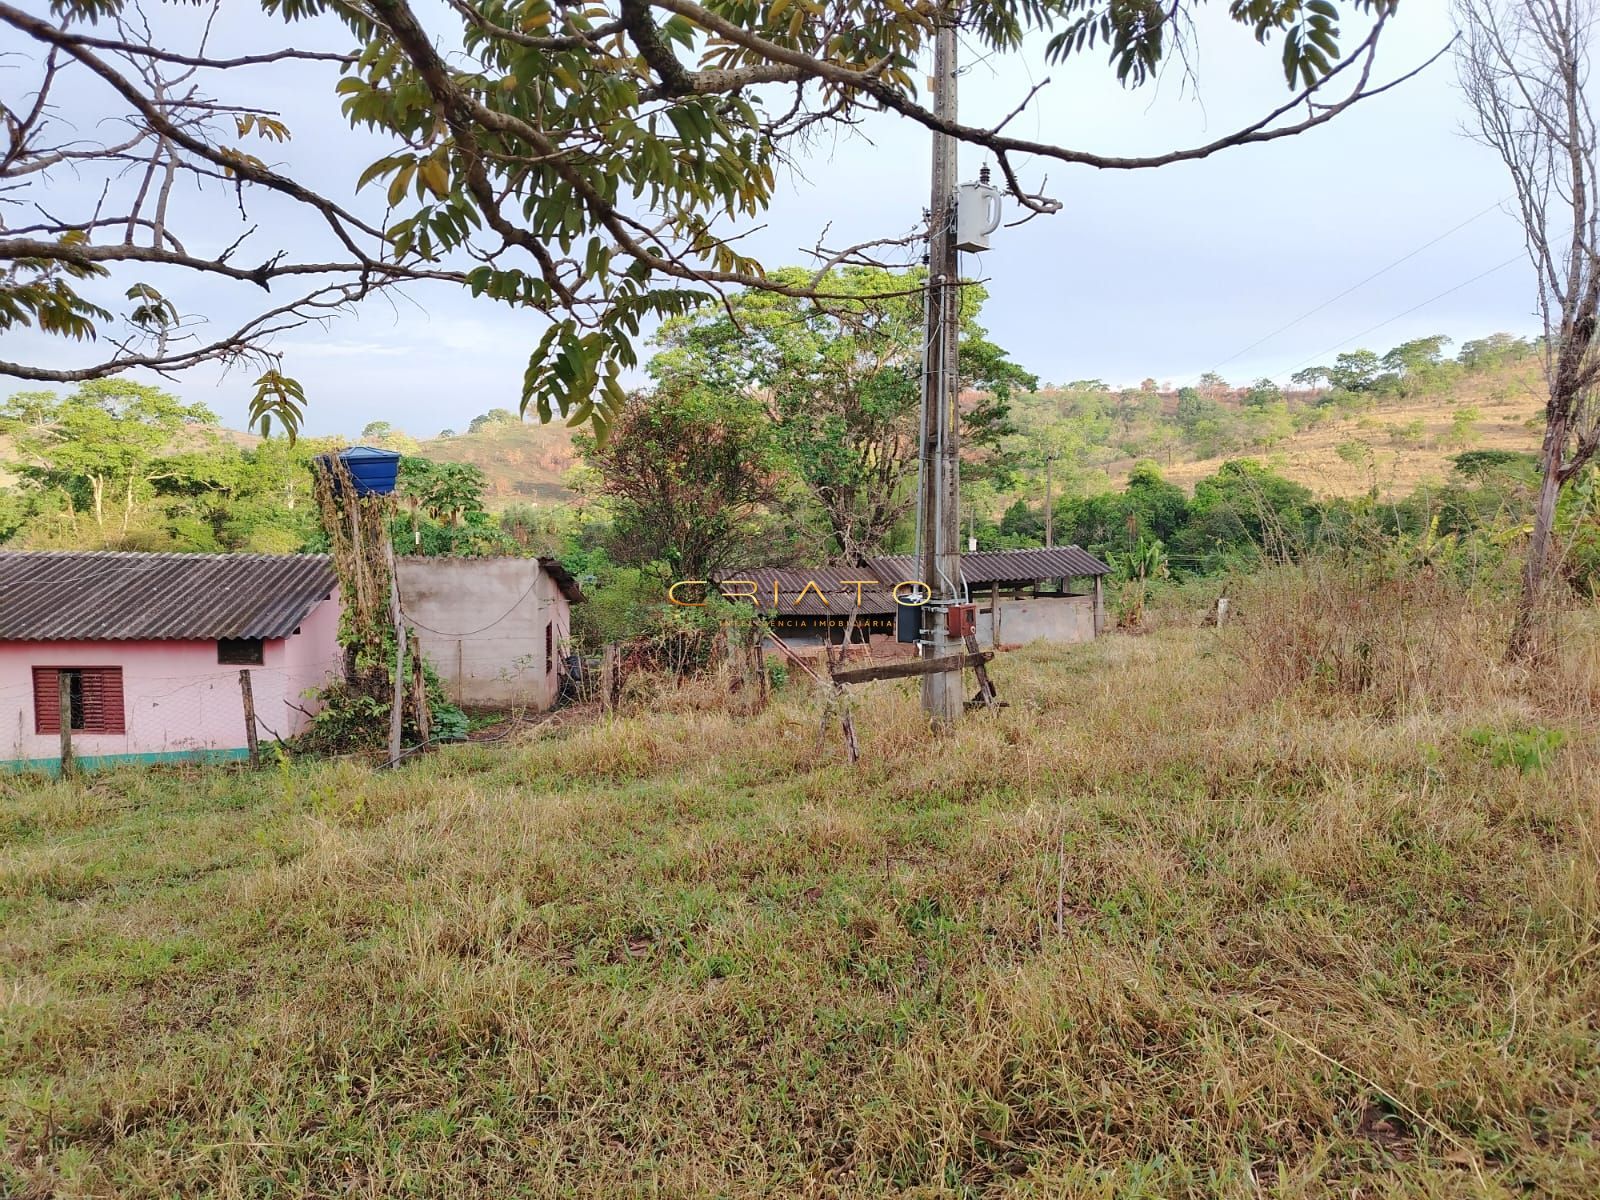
[
  {"xmin": 976, "ymin": 594, "xmax": 1095, "ymax": 647},
  {"xmin": 396, "ymin": 558, "xmax": 570, "ymax": 710}
]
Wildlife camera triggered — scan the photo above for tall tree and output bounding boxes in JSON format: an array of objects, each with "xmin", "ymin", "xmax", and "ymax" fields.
[
  {"xmin": 580, "ymin": 385, "xmax": 786, "ymax": 581},
  {"xmin": 1457, "ymin": 0, "xmax": 1600, "ymax": 658},
  {"xmin": 2, "ymin": 2, "xmax": 1425, "ymax": 435},
  {"xmin": 653, "ymin": 266, "xmax": 1029, "ymax": 562},
  {"xmin": 394, "ymin": 456, "xmax": 513, "ymax": 554},
  {"xmin": 0, "ymin": 379, "xmax": 216, "ymax": 541}
]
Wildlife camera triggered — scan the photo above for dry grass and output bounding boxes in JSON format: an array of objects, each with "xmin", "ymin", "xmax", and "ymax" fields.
[
  {"xmin": 1107, "ymin": 367, "xmax": 1548, "ymax": 498},
  {"xmin": 420, "ymin": 420, "xmax": 578, "ymax": 508},
  {"xmin": 3, "ymin": 579, "xmax": 1599, "ymax": 1197}
]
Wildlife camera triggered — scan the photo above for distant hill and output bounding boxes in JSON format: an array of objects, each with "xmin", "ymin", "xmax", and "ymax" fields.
[
  {"xmin": 406, "ymin": 356, "xmax": 1545, "ymax": 511},
  {"xmin": 417, "ymin": 418, "xmax": 579, "ymax": 508},
  {"xmin": 2, "ymin": 350, "xmax": 1545, "ymax": 509},
  {"xmin": 1041, "ymin": 355, "xmax": 1547, "ymax": 500},
  {"xmin": 1105, "ymin": 387, "xmax": 1543, "ymax": 497}
]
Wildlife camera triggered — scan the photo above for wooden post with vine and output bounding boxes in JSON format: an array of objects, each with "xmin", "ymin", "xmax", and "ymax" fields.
[{"xmin": 312, "ymin": 453, "xmax": 410, "ymax": 758}]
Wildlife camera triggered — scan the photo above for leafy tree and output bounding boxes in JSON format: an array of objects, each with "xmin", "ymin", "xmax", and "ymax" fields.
[
  {"xmin": 0, "ymin": 380, "xmax": 216, "ymax": 541},
  {"xmin": 394, "ymin": 457, "xmax": 514, "ymax": 555},
  {"xmin": 1242, "ymin": 401, "xmax": 1294, "ymax": 449},
  {"xmin": 1198, "ymin": 372, "xmax": 1231, "ymax": 392},
  {"xmin": 1336, "ymin": 437, "xmax": 1379, "ymax": 491},
  {"xmin": 3, "ymin": 3, "xmax": 1423, "ymax": 435},
  {"xmin": 1122, "ymin": 462, "xmax": 1190, "ymax": 544},
  {"xmin": 467, "ymin": 409, "xmax": 518, "ymax": 434},
  {"xmin": 1166, "ymin": 460, "xmax": 1315, "ymax": 571},
  {"xmin": 1381, "ymin": 334, "xmax": 1454, "ymax": 396},
  {"xmin": 1057, "ymin": 462, "xmax": 1187, "ymax": 561},
  {"xmin": 1382, "ymin": 334, "xmax": 1452, "ymax": 375},
  {"xmin": 1243, "ymin": 378, "xmax": 1284, "ymax": 408},
  {"xmin": 399, "ymin": 458, "xmax": 489, "ymax": 527},
  {"xmin": 581, "ymin": 385, "xmax": 786, "ymax": 582},
  {"xmin": 1112, "ymin": 389, "xmax": 1145, "ymax": 439},
  {"xmin": 1457, "ymin": 332, "xmax": 1531, "ymax": 371},
  {"xmin": 1326, "ymin": 349, "xmax": 1385, "ymax": 392},
  {"xmin": 361, "ymin": 420, "xmax": 394, "ymax": 442},
  {"xmin": 1174, "ymin": 387, "xmax": 1221, "ymax": 436},
  {"xmin": 998, "ymin": 498, "xmax": 1043, "ymax": 542},
  {"xmin": 160, "ymin": 434, "xmax": 333, "ymax": 553},
  {"xmin": 1452, "ymin": 449, "xmax": 1539, "ymax": 481},
  {"xmin": 653, "ymin": 266, "xmax": 1030, "ymax": 562},
  {"xmin": 1448, "ymin": 405, "xmax": 1482, "ymax": 448}
]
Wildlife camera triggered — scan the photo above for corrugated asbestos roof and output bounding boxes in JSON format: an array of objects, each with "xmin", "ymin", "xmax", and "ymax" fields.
[
  {"xmin": 537, "ymin": 557, "xmax": 586, "ymax": 604},
  {"xmin": 0, "ymin": 551, "xmax": 337, "ymax": 641},
  {"xmin": 719, "ymin": 547, "xmax": 1110, "ymax": 617},
  {"xmin": 870, "ymin": 545, "xmax": 1111, "ymax": 586}
]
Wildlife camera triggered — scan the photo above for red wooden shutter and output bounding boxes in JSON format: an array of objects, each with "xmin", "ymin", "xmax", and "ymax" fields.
[
  {"xmin": 31, "ymin": 667, "xmax": 59, "ymax": 734},
  {"xmin": 99, "ymin": 669, "xmax": 125, "ymax": 734},
  {"xmin": 31, "ymin": 667, "xmax": 124, "ymax": 734},
  {"xmin": 80, "ymin": 668, "xmax": 125, "ymax": 734}
]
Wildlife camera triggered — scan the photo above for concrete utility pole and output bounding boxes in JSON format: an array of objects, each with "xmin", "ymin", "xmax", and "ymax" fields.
[{"xmin": 917, "ymin": 11, "xmax": 962, "ymax": 728}]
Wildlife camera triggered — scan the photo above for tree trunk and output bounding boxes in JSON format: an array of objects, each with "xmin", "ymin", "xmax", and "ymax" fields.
[
  {"xmin": 1509, "ymin": 412, "xmax": 1568, "ymax": 662},
  {"xmin": 90, "ymin": 476, "xmax": 105, "ymax": 532}
]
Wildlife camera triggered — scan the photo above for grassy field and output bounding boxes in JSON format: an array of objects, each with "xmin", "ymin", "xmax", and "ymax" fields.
[{"xmin": 4, "ymin": 571, "xmax": 1599, "ymax": 1197}]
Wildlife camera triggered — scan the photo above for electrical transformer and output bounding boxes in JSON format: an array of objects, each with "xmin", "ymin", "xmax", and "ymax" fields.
[{"xmin": 954, "ymin": 181, "xmax": 1002, "ymax": 252}]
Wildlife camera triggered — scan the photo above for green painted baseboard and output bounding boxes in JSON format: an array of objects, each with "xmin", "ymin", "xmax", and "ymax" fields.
[{"xmin": 2, "ymin": 747, "xmax": 252, "ymax": 776}]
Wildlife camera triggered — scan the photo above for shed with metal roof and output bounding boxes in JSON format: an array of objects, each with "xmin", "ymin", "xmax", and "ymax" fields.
[
  {"xmin": 716, "ymin": 545, "xmax": 1112, "ymax": 654},
  {"xmin": 0, "ymin": 551, "xmax": 343, "ymax": 772}
]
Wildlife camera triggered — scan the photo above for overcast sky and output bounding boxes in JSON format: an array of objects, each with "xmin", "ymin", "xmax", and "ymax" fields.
[{"xmin": 4, "ymin": 3, "xmax": 1539, "ymax": 437}]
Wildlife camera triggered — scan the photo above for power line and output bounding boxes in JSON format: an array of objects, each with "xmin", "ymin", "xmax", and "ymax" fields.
[
  {"xmin": 1276, "ymin": 251, "xmax": 1527, "ymax": 380},
  {"xmin": 1193, "ymin": 198, "xmax": 1511, "ymax": 384}
]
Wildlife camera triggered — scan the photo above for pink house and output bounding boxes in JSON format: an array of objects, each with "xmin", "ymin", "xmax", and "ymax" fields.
[{"xmin": 0, "ymin": 552, "xmax": 341, "ymax": 771}]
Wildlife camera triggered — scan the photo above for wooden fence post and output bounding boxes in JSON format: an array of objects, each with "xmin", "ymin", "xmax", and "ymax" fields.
[
  {"xmin": 601, "ymin": 643, "xmax": 621, "ymax": 712},
  {"xmin": 239, "ymin": 669, "xmax": 260, "ymax": 770},
  {"xmin": 383, "ymin": 535, "xmax": 405, "ymax": 767},
  {"xmin": 408, "ymin": 629, "xmax": 431, "ymax": 745},
  {"xmin": 57, "ymin": 670, "xmax": 74, "ymax": 779},
  {"xmin": 750, "ymin": 624, "xmax": 769, "ymax": 710},
  {"xmin": 963, "ymin": 632, "xmax": 998, "ymax": 710}
]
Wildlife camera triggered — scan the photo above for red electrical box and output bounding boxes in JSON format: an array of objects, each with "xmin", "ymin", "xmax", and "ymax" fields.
[{"xmin": 946, "ymin": 603, "xmax": 977, "ymax": 638}]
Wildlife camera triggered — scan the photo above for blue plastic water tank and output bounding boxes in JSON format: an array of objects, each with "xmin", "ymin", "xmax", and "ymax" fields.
[{"xmin": 323, "ymin": 445, "xmax": 401, "ymax": 496}]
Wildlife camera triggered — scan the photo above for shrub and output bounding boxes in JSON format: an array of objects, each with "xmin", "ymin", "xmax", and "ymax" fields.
[{"xmin": 1466, "ymin": 725, "xmax": 1567, "ymax": 773}]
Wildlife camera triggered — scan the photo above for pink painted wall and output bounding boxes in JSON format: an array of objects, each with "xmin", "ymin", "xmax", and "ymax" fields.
[{"xmin": 0, "ymin": 594, "xmax": 341, "ymax": 763}]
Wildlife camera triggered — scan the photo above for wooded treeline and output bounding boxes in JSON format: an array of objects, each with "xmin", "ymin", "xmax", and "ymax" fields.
[{"xmin": 2, "ymin": 294, "xmax": 1581, "ymax": 653}]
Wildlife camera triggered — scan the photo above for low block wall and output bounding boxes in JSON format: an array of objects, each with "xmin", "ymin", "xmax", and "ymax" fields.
[
  {"xmin": 396, "ymin": 558, "xmax": 569, "ymax": 710},
  {"xmin": 978, "ymin": 594, "xmax": 1096, "ymax": 647}
]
